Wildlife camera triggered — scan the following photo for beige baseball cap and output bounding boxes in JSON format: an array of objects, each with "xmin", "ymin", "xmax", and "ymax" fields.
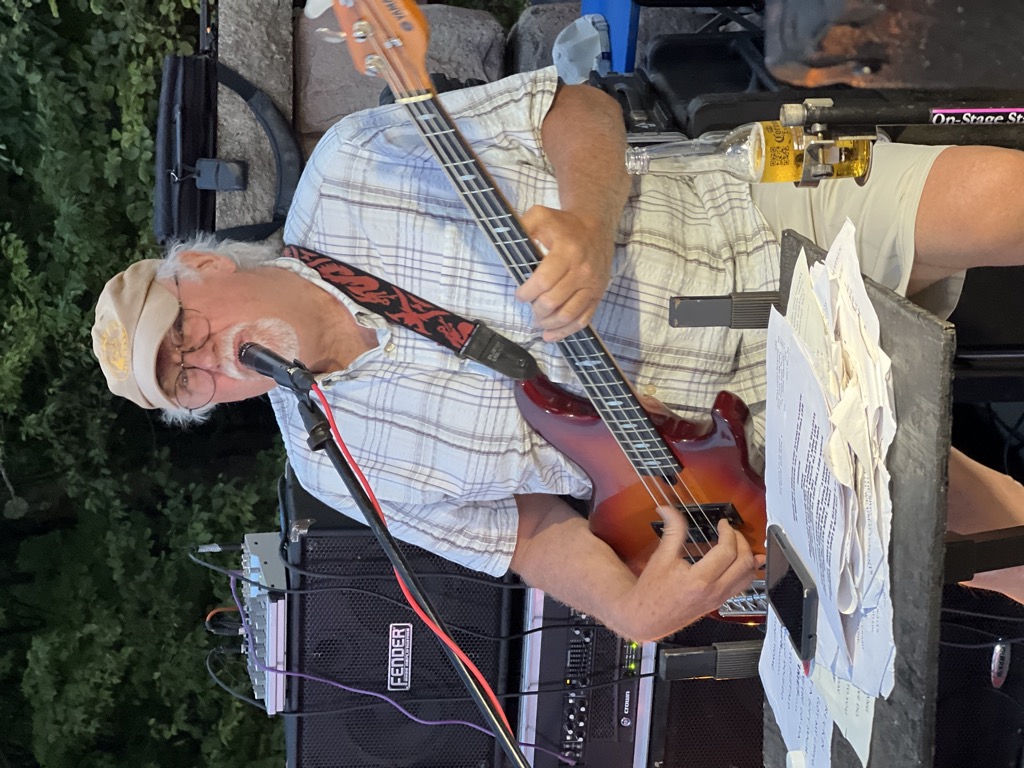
[{"xmin": 92, "ymin": 260, "xmax": 180, "ymax": 410}]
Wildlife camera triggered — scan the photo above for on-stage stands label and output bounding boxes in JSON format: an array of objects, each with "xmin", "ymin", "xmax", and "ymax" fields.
[{"xmin": 930, "ymin": 108, "xmax": 1024, "ymax": 124}]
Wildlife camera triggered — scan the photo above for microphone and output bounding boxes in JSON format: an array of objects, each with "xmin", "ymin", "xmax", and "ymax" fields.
[{"xmin": 238, "ymin": 342, "xmax": 316, "ymax": 393}]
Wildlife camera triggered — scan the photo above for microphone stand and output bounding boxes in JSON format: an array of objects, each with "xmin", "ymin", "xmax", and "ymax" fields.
[{"xmin": 258, "ymin": 355, "xmax": 531, "ymax": 768}]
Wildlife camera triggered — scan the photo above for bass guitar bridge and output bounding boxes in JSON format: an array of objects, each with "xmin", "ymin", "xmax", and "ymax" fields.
[{"xmin": 718, "ymin": 579, "xmax": 768, "ymax": 619}]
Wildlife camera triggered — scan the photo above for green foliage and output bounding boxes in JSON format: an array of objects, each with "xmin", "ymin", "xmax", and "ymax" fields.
[
  {"xmin": 16, "ymin": 448, "xmax": 285, "ymax": 768},
  {"xmin": 0, "ymin": 1, "xmax": 286, "ymax": 766}
]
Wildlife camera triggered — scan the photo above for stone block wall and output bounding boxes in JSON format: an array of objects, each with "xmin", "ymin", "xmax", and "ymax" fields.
[
  {"xmin": 215, "ymin": 0, "xmax": 293, "ymax": 241},
  {"xmin": 293, "ymin": 4, "xmax": 506, "ymax": 157}
]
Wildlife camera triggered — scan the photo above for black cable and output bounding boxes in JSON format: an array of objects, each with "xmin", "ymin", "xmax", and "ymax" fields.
[
  {"xmin": 939, "ymin": 639, "xmax": 1024, "ymax": 649},
  {"xmin": 942, "ymin": 606, "xmax": 1024, "ymax": 622},
  {"xmin": 192, "ymin": 543, "xmax": 526, "ymax": 598},
  {"xmin": 277, "ymin": 672, "xmax": 661, "ymax": 718},
  {"xmin": 205, "ymin": 615, "xmax": 243, "ymax": 637},
  {"xmin": 505, "ymin": 671, "xmax": 658, "ymax": 699},
  {"xmin": 210, "ymin": 640, "xmax": 658, "ymax": 718},
  {"xmin": 984, "ymin": 402, "xmax": 1024, "ymax": 475},
  {"xmin": 193, "ymin": 545, "xmax": 624, "ymax": 644},
  {"xmin": 189, "ymin": 548, "xmax": 304, "ymax": 593},
  {"xmin": 189, "ymin": 547, "xmax": 420, "ymax": 596},
  {"xmin": 205, "ymin": 647, "xmax": 264, "ymax": 709},
  {"xmin": 939, "ymin": 619, "xmax": 1024, "ymax": 648},
  {"xmin": 987, "ymin": 402, "xmax": 1024, "ymax": 444},
  {"xmin": 278, "ymin": 549, "xmax": 528, "ymax": 589}
]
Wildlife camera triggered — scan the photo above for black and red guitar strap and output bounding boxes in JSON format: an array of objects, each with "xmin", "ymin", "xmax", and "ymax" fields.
[{"xmin": 282, "ymin": 244, "xmax": 538, "ymax": 380}]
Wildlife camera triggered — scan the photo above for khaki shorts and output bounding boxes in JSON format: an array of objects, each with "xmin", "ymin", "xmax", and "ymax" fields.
[{"xmin": 751, "ymin": 142, "xmax": 964, "ymax": 318}]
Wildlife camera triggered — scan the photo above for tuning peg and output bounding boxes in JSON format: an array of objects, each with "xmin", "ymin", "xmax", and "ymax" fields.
[
  {"xmin": 316, "ymin": 27, "xmax": 347, "ymax": 44},
  {"xmin": 351, "ymin": 20, "xmax": 372, "ymax": 41},
  {"xmin": 363, "ymin": 54, "xmax": 385, "ymax": 76}
]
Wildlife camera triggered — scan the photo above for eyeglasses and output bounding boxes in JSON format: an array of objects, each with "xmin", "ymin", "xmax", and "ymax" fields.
[{"xmin": 169, "ymin": 275, "xmax": 216, "ymax": 410}]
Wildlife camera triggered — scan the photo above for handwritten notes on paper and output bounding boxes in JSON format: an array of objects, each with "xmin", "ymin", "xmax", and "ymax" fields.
[{"xmin": 761, "ymin": 220, "xmax": 897, "ymax": 767}]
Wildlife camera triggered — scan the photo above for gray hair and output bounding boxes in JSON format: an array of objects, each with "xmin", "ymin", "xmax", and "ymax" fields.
[
  {"xmin": 156, "ymin": 234, "xmax": 280, "ymax": 427},
  {"xmin": 157, "ymin": 233, "xmax": 279, "ymax": 280}
]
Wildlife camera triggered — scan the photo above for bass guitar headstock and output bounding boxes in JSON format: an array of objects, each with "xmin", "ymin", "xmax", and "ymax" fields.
[{"xmin": 312, "ymin": 0, "xmax": 434, "ymax": 100}]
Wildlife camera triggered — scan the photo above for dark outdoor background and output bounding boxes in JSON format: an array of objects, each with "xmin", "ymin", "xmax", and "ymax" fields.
[{"xmin": 0, "ymin": 1, "xmax": 526, "ymax": 766}]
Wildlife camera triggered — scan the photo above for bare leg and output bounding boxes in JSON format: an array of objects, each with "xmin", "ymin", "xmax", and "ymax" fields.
[
  {"xmin": 909, "ymin": 145, "xmax": 1024, "ymax": 602},
  {"xmin": 947, "ymin": 447, "xmax": 1024, "ymax": 603},
  {"xmin": 910, "ymin": 144, "xmax": 1024, "ymax": 294}
]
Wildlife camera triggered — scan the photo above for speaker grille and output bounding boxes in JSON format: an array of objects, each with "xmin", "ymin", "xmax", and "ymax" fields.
[
  {"xmin": 587, "ymin": 631, "xmax": 620, "ymax": 741},
  {"xmin": 654, "ymin": 618, "xmax": 765, "ymax": 768},
  {"xmin": 286, "ymin": 529, "xmax": 513, "ymax": 768},
  {"xmin": 659, "ymin": 677, "xmax": 764, "ymax": 767}
]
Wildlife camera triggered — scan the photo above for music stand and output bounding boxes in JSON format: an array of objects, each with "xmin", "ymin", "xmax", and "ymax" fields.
[{"xmin": 761, "ymin": 230, "xmax": 955, "ymax": 766}]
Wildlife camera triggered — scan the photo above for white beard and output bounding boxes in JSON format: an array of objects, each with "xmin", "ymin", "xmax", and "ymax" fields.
[{"xmin": 219, "ymin": 318, "xmax": 301, "ymax": 381}]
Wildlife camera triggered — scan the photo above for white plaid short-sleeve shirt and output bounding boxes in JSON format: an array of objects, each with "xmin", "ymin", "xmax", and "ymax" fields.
[{"xmin": 273, "ymin": 67, "xmax": 780, "ymax": 575}]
